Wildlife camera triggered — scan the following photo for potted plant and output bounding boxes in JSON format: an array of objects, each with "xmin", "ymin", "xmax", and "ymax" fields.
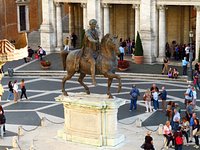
[
  {"xmin": 40, "ymin": 60, "xmax": 51, "ymax": 69},
  {"xmin": 134, "ymin": 31, "xmax": 144, "ymax": 64},
  {"xmin": 118, "ymin": 60, "xmax": 130, "ymax": 71}
]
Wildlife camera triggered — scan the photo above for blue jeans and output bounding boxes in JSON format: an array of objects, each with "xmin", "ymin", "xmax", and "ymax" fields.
[
  {"xmin": 130, "ymin": 98, "xmax": 137, "ymax": 110},
  {"xmin": 7, "ymin": 91, "xmax": 14, "ymax": 100},
  {"xmin": 153, "ymin": 100, "xmax": 159, "ymax": 110},
  {"xmin": 175, "ymin": 145, "xmax": 182, "ymax": 150}
]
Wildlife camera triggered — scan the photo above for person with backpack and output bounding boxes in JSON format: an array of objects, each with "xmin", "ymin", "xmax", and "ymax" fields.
[
  {"xmin": 174, "ymin": 126, "xmax": 183, "ymax": 150},
  {"xmin": 129, "ymin": 84, "xmax": 140, "ymax": 111},
  {"xmin": 184, "ymin": 85, "xmax": 193, "ymax": 107}
]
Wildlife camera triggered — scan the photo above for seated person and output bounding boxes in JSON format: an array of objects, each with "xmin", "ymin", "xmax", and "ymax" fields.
[
  {"xmin": 37, "ymin": 46, "xmax": 46, "ymax": 61},
  {"xmin": 163, "ymin": 121, "xmax": 174, "ymax": 149},
  {"xmin": 168, "ymin": 68, "xmax": 173, "ymax": 78},
  {"xmin": 172, "ymin": 68, "xmax": 179, "ymax": 79}
]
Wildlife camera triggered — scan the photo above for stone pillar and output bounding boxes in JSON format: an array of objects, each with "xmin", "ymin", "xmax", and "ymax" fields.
[
  {"xmin": 152, "ymin": 1, "xmax": 158, "ymax": 58},
  {"xmin": 87, "ymin": 0, "xmax": 96, "ymax": 21},
  {"xmin": 81, "ymin": 3, "xmax": 87, "ymax": 30},
  {"xmin": 133, "ymin": 4, "xmax": 140, "ymax": 40},
  {"xmin": 195, "ymin": 6, "xmax": 200, "ymax": 60},
  {"xmin": 140, "ymin": 0, "xmax": 155, "ymax": 63},
  {"xmin": 55, "ymin": 2, "xmax": 63, "ymax": 51},
  {"xmin": 69, "ymin": 3, "xmax": 74, "ymax": 47},
  {"xmin": 103, "ymin": 3, "xmax": 110, "ymax": 35},
  {"xmin": 40, "ymin": 0, "xmax": 54, "ymax": 53},
  {"xmin": 158, "ymin": 5, "xmax": 166, "ymax": 60},
  {"xmin": 87, "ymin": 0, "xmax": 102, "ymax": 38}
]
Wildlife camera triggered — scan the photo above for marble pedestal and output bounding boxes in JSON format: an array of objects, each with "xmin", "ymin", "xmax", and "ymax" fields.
[{"xmin": 55, "ymin": 93, "xmax": 125, "ymax": 147}]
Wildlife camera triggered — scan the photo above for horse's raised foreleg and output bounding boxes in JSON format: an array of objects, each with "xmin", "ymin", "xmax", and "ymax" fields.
[
  {"xmin": 104, "ymin": 72, "xmax": 122, "ymax": 98},
  {"xmin": 107, "ymin": 78, "xmax": 113, "ymax": 98},
  {"xmin": 62, "ymin": 73, "xmax": 74, "ymax": 96},
  {"xmin": 78, "ymin": 73, "xmax": 90, "ymax": 94}
]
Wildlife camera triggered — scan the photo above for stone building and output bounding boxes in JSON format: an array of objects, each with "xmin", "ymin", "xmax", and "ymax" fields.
[
  {"xmin": 1, "ymin": 0, "xmax": 200, "ymax": 63},
  {"xmin": 42, "ymin": 0, "xmax": 200, "ymax": 63}
]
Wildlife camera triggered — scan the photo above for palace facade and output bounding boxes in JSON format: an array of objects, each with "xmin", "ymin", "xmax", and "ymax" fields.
[{"xmin": 1, "ymin": 0, "xmax": 200, "ymax": 63}]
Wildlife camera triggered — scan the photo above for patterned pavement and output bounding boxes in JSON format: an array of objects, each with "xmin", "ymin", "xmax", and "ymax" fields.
[
  {"xmin": 0, "ymin": 74, "xmax": 199, "ymax": 149},
  {"xmin": 0, "ymin": 54, "xmax": 199, "ymax": 149}
]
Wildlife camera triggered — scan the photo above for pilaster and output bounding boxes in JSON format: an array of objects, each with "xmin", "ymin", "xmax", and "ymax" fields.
[
  {"xmin": 158, "ymin": 5, "xmax": 166, "ymax": 60},
  {"xmin": 102, "ymin": 3, "xmax": 110, "ymax": 35},
  {"xmin": 81, "ymin": 3, "xmax": 87, "ymax": 30},
  {"xmin": 140, "ymin": 0, "xmax": 156, "ymax": 63},
  {"xmin": 55, "ymin": 2, "xmax": 63, "ymax": 51},
  {"xmin": 132, "ymin": 4, "xmax": 140, "ymax": 40},
  {"xmin": 40, "ymin": 0, "xmax": 55, "ymax": 53},
  {"xmin": 195, "ymin": 6, "xmax": 200, "ymax": 60}
]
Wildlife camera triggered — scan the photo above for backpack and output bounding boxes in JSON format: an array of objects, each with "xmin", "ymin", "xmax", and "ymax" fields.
[
  {"xmin": 175, "ymin": 136, "xmax": 183, "ymax": 145},
  {"xmin": 188, "ymin": 90, "xmax": 193, "ymax": 97},
  {"xmin": 131, "ymin": 89, "xmax": 138, "ymax": 98}
]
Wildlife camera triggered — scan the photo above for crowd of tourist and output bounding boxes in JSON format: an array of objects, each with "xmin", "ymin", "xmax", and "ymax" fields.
[{"xmin": 134, "ymin": 82, "xmax": 200, "ymax": 150}]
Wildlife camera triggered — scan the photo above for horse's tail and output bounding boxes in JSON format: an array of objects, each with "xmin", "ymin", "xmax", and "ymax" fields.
[{"xmin": 60, "ymin": 51, "xmax": 69, "ymax": 71}]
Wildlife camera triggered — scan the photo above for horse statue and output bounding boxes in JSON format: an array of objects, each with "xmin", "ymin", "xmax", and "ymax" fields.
[{"xmin": 61, "ymin": 34, "xmax": 121, "ymax": 98}]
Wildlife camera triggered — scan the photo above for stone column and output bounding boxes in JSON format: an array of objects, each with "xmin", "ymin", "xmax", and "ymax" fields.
[
  {"xmin": 158, "ymin": 5, "xmax": 166, "ymax": 60},
  {"xmin": 69, "ymin": 3, "xmax": 74, "ymax": 47},
  {"xmin": 140, "ymin": 0, "xmax": 155, "ymax": 63},
  {"xmin": 133, "ymin": 4, "xmax": 140, "ymax": 40},
  {"xmin": 195, "ymin": 6, "xmax": 200, "ymax": 60},
  {"xmin": 40, "ymin": 0, "xmax": 54, "ymax": 53},
  {"xmin": 152, "ymin": 1, "xmax": 158, "ymax": 58},
  {"xmin": 55, "ymin": 2, "xmax": 63, "ymax": 51},
  {"xmin": 103, "ymin": 3, "xmax": 110, "ymax": 35},
  {"xmin": 81, "ymin": 3, "xmax": 87, "ymax": 30}
]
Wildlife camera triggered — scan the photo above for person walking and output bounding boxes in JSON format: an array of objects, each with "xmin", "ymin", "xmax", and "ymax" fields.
[
  {"xmin": 119, "ymin": 45, "xmax": 125, "ymax": 61},
  {"xmin": 192, "ymin": 117, "xmax": 199, "ymax": 149},
  {"xmin": 184, "ymin": 85, "xmax": 193, "ymax": 107},
  {"xmin": 143, "ymin": 89, "xmax": 152, "ymax": 113},
  {"xmin": 0, "ymin": 105, "xmax": 6, "ymax": 136},
  {"xmin": 174, "ymin": 126, "xmax": 183, "ymax": 150},
  {"xmin": 129, "ymin": 84, "xmax": 140, "ymax": 111},
  {"xmin": 20, "ymin": 79, "xmax": 28, "ymax": 100},
  {"xmin": 160, "ymin": 86, "xmax": 167, "ymax": 112},
  {"xmin": 141, "ymin": 131, "xmax": 155, "ymax": 150},
  {"xmin": 64, "ymin": 37, "xmax": 70, "ymax": 51},
  {"xmin": 182, "ymin": 57, "xmax": 188, "ymax": 75},
  {"xmin": 162, "ymin": 57, "xmax": 169, "ymax": 75},
  {"xmin": 7, "ymin": 81, "xmax": 13, "ymax": 101},
  {"xmin": 13, "ymin": 80, "xmax": 19, "ymax": 103},
  {"xmin": 192, "ymin": 86, "xmax": 197, "ymax": 109}
]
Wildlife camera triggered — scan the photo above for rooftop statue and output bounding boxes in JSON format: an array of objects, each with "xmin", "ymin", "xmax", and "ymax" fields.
[{"xmin": 61, "ymin": 19, "xmax": 121, "ymax": 98}]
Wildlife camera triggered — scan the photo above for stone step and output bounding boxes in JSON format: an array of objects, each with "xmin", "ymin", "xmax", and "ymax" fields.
[{"xmin": 3, "ymin": 70, "xmax": 188, "ymax": 82}]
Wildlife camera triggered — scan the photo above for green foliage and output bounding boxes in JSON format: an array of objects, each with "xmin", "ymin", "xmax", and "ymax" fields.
[
  {"xmin": 135, "ymin": 31, "xmax": 144, "ymax": 56},
  {"xmin": 80, "ymin": 29, "xmax": 85, "ymax": 48}
]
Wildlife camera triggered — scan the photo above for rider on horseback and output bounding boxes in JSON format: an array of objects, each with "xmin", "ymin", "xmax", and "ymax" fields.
[{"xmin": 78, "ymin": 19, "xmax": 100, "ymax": 86}]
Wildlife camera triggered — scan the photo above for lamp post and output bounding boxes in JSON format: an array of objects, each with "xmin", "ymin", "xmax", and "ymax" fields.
[{"xmin": 188, "ymin": 31, "xmax": 194, "ymax": 83}]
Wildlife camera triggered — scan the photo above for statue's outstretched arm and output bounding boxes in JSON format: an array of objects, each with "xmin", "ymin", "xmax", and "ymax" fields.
[{"xmin": 86, "ymin": 33, "xmax": 98, "ymax": 43}]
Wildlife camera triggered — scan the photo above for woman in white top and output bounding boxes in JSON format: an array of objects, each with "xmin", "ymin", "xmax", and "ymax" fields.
[
  {"xmin": 192, "ymin": 86, "xmax": 197, "ymax": 109},
  {"xmin": 13, "ymin": 80, "xmax": 19, "ymax": 103},
  {"xmin": 163, "ymin": 121, "xmax": 174, "ymax": 148}
]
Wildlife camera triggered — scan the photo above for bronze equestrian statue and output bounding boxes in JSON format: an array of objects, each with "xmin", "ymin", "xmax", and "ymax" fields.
[{"xmin": 61, "ymin": 20, "xmax": 121, "ymax": 98}]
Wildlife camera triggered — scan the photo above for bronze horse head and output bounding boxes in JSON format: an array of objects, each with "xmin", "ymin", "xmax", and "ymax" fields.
[{"xmin": 61, "ymin": 34, "xmax": 121, "ymax": 98}]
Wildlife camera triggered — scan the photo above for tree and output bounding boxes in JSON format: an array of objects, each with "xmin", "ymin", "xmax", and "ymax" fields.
[{"xmin": 134, "ymin": 31, "xmax": 144, "ymax": 56}]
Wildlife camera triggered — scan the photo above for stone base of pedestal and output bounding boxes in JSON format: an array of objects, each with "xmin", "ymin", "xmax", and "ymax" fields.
[
  {"xmin": 55, "ymin": 93, "xmax": 126, "ymax": 147},
  {"xmin": 57, "ymin": 129, "xmax": 125, "ymax": 147}
]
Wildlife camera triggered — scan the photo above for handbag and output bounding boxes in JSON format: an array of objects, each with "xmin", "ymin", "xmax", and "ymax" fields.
[{"xmin": 193, "ymin": 128, "xmax": 198, "ymax": 136}]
